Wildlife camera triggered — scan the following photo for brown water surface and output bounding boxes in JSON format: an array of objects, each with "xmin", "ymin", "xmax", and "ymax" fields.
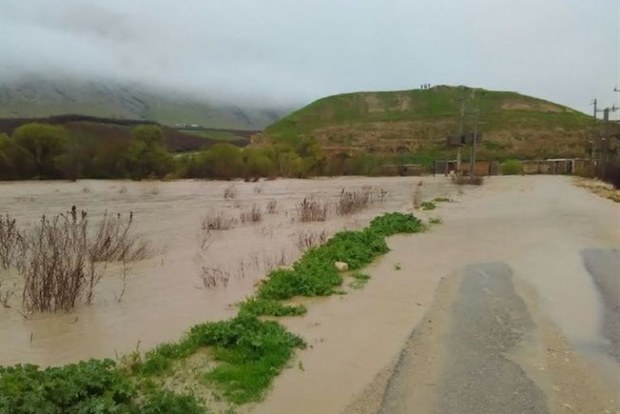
[{"xmin": 0, "ymin": 177, "xmax": 453, "ymax": 367}]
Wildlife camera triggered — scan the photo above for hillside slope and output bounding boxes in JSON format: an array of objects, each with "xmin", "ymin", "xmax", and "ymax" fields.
[
  {"xmin": 263, "ymin": 86, "xmax": 594, "ymax": 159},
  {"xmin": 0, "ymin": 78, "xmax": 287, "ymax": 130}
]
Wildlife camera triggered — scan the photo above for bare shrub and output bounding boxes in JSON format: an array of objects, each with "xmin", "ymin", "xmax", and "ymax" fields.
[
  {"xmin": 253, "ymin": 184, "xmax": 264, "ymax": 194},
  {"xmin": 118, "ymin": 186, "xmax": 128, "ymax": 194},
  {"xmin": 223, "ymin": 184, "xmax": 237, "ymax": 200},
  {"xmin": 266, "ymin": 200, "xmax": 278, "ymax": 214},
  {"xmin": 296, "ymin": 198, "xmax": 329, "ymax": 222},
  {"xmin": 337, "ymin": 189, "xmax": 370, "ymax": 215},
  {"xmin": 89, "ymin": 211, "xmax": 149, "ymax": 263},
  {"xmin": 293, "ymin": 229, "xmax": 329, "ymax": 252},
  {"xmin": 413, "ymin": 180, "xmax": 423, "ymax": 209},
  {"xmin": 200, "ymin": 266, "xmax": 231, "ymax": 289},
  {"xmin": 240, "ymin": 204, "xmax": 263, "ymax": 224},
  {"xmin": 452, "ymin": 176, "xmax": 484, "ymax": 186},
  {"xmin": 19, "ymin": 207, "xmax": 149, "ymax": 312},
  {"xmin": 198, "ymin": 211, "xmax": 234, "ymax": 250},
  {"xmin": 201, "ymin": 211, "xmax": 236, "ymax": 231},
  {"xmin": 336, "ymin": 186, "xmax": 388, "ymax": 216},
  {"xmin": 0, "ymin": 214, "xmax": 26, "ymax": 270},
  {"xmin": 262, "ymin": 249, "xmax": 290, "ymax": 272},
  {"xmin": 21, "ymin": 210, "xmax": 89, "ymax": 312},
  {"xmin": 82, "ymin": 186, "xmax": 91, "ymax": 194},
  {"xmin": 375, "ymin": 187, "xmax": 388, "ymax": 202}
]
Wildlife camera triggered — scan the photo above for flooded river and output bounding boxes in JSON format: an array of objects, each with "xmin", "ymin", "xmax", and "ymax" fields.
[{"xmin": 0, "ymin": 177, "xmax": 454, "ymax": 367}]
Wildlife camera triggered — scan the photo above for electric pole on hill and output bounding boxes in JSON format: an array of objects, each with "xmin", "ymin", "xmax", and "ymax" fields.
[
  {"xmin": 470, "ymin": 108, "xmax": 480, "ymax": 179},
  {"xmin": 457, "ymin": 96, "xmax": 466, "ymax": 174},
  {"xmin": 592, "ymin": 99, "xmax": 599, "ymax": 119}
]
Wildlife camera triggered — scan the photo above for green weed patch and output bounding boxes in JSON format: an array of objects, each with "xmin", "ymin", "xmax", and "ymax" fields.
[
  {"xmin": 0, "ymin": 360, "xmax": 203, "ymax": 414},
  {"xmin": 254, "ymin": 212, "xmax": 423, "ymax": 303},
  {"xmin": 368, "ymin": 212, "xmax": 425, "ymax": 236},
  {"xmin": 239, "ymin": 298, "xmax": 307, "ymax": 317}
]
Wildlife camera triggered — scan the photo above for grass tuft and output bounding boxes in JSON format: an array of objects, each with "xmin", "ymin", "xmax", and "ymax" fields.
[{"xmin": 239, "ymin": 298, "xmax": 307, "ymax": 317}]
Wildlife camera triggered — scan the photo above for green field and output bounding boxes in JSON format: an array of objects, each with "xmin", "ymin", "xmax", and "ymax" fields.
[{"xmin": 178, "ymin": 129, "xmax": 248, "ymax": 142}]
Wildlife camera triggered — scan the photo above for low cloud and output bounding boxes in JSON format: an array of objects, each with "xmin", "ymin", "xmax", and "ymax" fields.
[{"xmin": 0, "ymin": 0, "xmax": 617, "ymax": 113}]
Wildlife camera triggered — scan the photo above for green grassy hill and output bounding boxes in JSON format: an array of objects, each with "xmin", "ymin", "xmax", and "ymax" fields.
[{"xmin": 263, "ymin": 85, "xmax": 594, "ymax": 160}]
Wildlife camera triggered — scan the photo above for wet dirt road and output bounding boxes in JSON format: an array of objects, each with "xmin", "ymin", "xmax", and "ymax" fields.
[{"xmin": 248, "ymin": 176, "xmax": 620, "ymax": 414}]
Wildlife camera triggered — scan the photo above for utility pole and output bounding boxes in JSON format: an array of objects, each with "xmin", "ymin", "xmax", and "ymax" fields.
[
  {"xmin": 457, "ymin": 96, "xmax": 466, "ymax": 174},
  {"xmin": 604, "ymin": 105, "xmax": 619, "ymax": 121},
  {"xmin": 592, "ymin": 99, "xmax": 598, "ymax": 119},
  {"xmin": 469, "ymin": 109, "xmax": 479, "ymax": 178}
]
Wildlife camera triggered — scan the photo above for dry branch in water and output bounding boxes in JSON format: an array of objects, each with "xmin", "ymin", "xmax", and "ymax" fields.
[
  {"xmin": 240, "ymin": 204, "xmax": 263, "ymax": 224},
  {"xmin": 200, "ymin": 266, "xmax": 231, "ymax": 289},
  {"xmin": 266, "ymin": 200, "xmax": 278, "ymax": 214},
  {"xmin": 336, "ymin": 186, "xmax": 388, "ymax": 215},
  {"xmin": 201, "ymin": 211, "xmax": 236, "ymax": 231},
  {"xmin": 0, "ymin": 214, "xmax": 26, "ymax": 270},
  {"xmin": 262, "ymin": 249, "xmax": 291, "ymax": 272},
  {"xmin": 293, "ymin": 229, "xmax": 329, "ymax": 252},
  {"xmin": 296, "ymin": 198, "xmax": 329, "ymax": 222}
]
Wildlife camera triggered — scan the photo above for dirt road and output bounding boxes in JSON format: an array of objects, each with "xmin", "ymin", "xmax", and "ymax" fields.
[{"xmin": 247, "ymin": 176, "xmax": 620, "ymax": 414}]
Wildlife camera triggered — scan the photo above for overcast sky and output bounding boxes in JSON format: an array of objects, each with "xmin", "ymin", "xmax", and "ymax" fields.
[{"xmin": 0, "ymin": 0, "xmax": 618, "ymax": 115}]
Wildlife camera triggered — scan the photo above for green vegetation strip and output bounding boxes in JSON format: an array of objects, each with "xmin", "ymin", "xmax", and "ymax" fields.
[{"xmin": 0, "ymin": 212, "xmax": 424, "ymax": 413}]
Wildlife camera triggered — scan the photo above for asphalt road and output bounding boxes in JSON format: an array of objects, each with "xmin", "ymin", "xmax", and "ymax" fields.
[{"xmin": 379, "ymin": 263, "xmax": 549, "ymax": 414}]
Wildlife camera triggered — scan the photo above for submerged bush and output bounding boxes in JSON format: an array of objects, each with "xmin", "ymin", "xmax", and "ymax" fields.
[{"xmin": 19, "ymin": 207, "xmax": 149, "ymax": 312}]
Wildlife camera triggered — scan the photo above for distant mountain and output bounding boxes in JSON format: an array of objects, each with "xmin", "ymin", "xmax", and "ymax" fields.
[
  {"xmin": 0, "ymin": 77, "xmax": 289, "ymax": 130},
  {"xmin": 262, "ymin": 85, "xmax": 594, "ymax": 159}
]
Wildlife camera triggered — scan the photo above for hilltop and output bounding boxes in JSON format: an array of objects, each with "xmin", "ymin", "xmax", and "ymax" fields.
[
  {"xmin": 262, "ymin": 85, "xmax": 594, "ymax": 161},
  {"xmin": 0, "ymin": 77, "xmax": 288, "ymax": 130}
]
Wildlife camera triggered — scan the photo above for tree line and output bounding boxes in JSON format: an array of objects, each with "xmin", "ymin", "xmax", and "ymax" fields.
[{"xmin": 0, "ymin": 123, "xmax": 406, "ymax": 180}]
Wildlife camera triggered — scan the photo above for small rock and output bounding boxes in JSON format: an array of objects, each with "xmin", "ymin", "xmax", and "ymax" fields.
[{"xmin": 335, "ymin": 261, "xmax": 349, "ymax": 272}]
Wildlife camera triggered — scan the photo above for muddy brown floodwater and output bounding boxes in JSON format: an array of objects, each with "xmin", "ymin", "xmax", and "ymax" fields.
[{"xmin": 0, "ymin": 177, "xmax": 455, "ymax": 367}]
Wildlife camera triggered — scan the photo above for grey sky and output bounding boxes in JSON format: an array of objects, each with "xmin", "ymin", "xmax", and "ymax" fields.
[{"xmin": 0, "ymin": 0, "xmax": 618, "ymax": 115}]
